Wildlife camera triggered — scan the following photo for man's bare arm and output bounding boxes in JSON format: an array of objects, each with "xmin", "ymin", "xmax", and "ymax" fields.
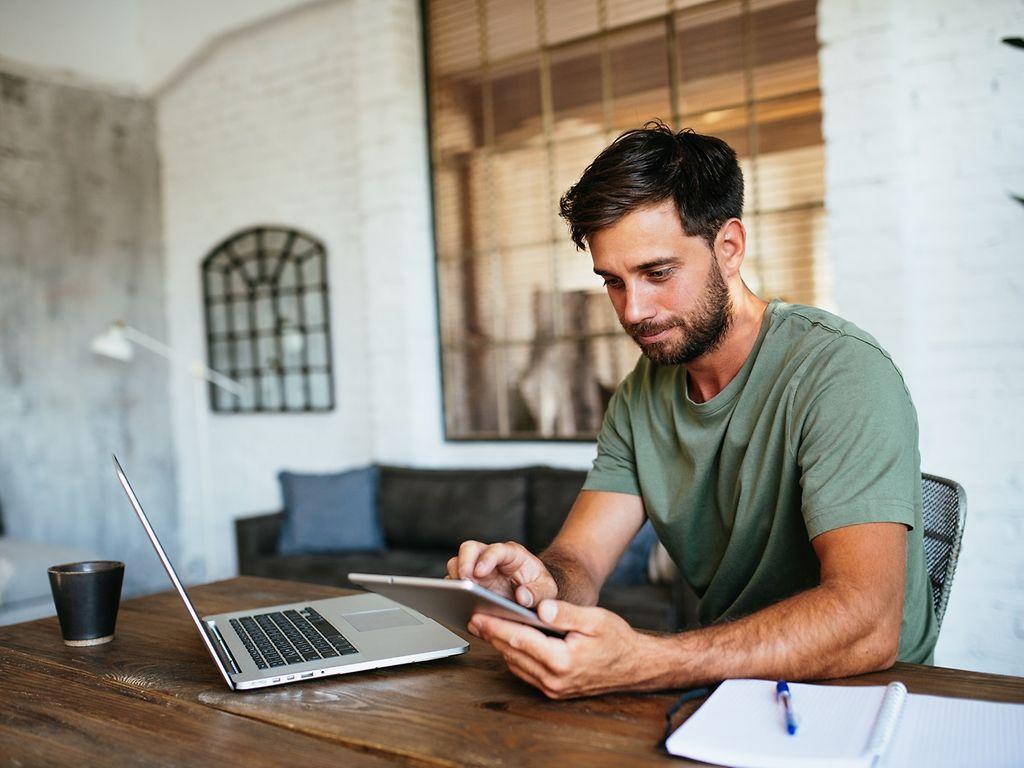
[
  {"xmin": 540, "ymin": 490, "xmax": 646, "ymax": 606},
  {"xmin": 639, "ymin": 521, "xmax": 907, "ymax": 689}
]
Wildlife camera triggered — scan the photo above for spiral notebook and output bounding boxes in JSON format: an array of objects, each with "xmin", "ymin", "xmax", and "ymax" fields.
[{"xmin": 665, "ymin": 678, "xmax": 1024, "ymax": 768}]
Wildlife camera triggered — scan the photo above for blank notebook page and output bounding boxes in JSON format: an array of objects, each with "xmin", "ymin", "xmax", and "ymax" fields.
[
  {"xmin": 665, "ymin": 679, "xmax": 888, "ymax": 768},
  {"xmin": 882, "ymin": 692, "xmax": 1024, "ymax": 768}
]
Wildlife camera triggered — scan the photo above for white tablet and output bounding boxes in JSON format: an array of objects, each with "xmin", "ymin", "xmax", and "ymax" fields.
[{"xmin": 348, "ymin": 573, "xmax": 565, "ymax": 637}]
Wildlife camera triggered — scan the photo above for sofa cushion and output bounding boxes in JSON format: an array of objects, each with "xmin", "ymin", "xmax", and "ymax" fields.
[
  {"xmin": 378, "ymin": 466, "xmax": 528, "ymax": 550},
  {"xmin": 278, "ymin": 467, "xmax": 385, "ymax": 555},
  {"xmin": 527, "ymin": 467, "xmax": 587, "ymax": 552}
]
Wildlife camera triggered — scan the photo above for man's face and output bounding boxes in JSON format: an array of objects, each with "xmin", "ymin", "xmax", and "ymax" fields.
[{"xmin": 589, "ymin": 200, "xmax": 732, "ymax": 366}]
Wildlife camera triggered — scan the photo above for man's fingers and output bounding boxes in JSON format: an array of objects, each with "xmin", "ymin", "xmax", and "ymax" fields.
[
  {"xmin": 470, "ymin": 613, "xmax": 568, "ymax": 674},
  {"xmin": 537, "ymin": 599, "xmax": 604, "ymax": 636},
  {"xmin": 493, "ymin": 636, "xmax": 551, "ymax": 679},
  {"xmin": 473, "ymin": 542, "xmax": 523, "ymax": 579},
  {"xmin": 456, "ymin": 540, "xmax": 485, "ymax": 579},
  {"xmin": 479, "ymin": 620, "xmax": 574, "ymax": 698},
  {"xmin": 514, "ymin": 584, "xmax": 535, "ymax": 608}
]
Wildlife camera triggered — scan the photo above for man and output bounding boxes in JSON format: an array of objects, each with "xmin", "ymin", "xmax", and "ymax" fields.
[{"xmin": 447, "ymin": 122, "xmax": 938, "ymax": 699}]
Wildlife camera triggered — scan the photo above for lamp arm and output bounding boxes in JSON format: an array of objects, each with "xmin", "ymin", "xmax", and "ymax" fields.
[
  {"xmin": 121, "ymin": 325, "xmax": 244, "ymax": 397},
  {"xmin": 190, "ymin": 361, "xmax": 245, "ymax": 397}
]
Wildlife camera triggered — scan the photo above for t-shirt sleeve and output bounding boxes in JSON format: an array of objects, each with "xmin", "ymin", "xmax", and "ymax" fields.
[
  {"xmin": 790, "ymin": 336, "xmax": 921, "ymax": 539},
  {"xmin": 583, "ymin": 383, "xmax": 642, "ymax": 497}
]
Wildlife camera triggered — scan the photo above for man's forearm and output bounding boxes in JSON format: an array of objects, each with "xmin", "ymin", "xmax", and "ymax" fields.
[
  {"xmin": 637, "ymin": 580, "xmax": 902, "ymax": 691},
  {"xmin": 540, "ymin": 547, "xmax": 602, "ymax": 606}
]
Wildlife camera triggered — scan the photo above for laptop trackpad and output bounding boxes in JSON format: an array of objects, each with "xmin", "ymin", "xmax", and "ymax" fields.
[{"xmin": 343, "ymin": 608, "xmax": 422, "ymax": 632}]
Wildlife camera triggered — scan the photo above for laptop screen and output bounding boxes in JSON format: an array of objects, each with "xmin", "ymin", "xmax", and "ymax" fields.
[{"xmin": 113, "ymin": 454, "xmax": 234, "ymax": 688}]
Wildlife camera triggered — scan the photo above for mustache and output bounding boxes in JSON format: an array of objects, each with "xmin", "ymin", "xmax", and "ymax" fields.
[{"xmin": 623, "ymin": 319, "xmax": 683, "ymax": 339}]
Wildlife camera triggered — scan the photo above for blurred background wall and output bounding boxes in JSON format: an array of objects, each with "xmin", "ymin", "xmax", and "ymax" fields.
[
  {"xmin": 0, "ymin": 57, "xmax": 174, "ymax": 595},
  {"xmin": 0, "ymin": 0, "xmax": 1020, "ymax": 674}
]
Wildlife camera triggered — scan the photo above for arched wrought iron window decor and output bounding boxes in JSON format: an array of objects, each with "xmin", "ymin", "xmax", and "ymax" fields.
[{"xmin": 201, "ymin": 227, "xmax": 334, "ymax": 413}]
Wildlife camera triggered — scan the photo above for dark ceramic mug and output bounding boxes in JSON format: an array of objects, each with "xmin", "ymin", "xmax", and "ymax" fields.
[{"xmin": 47, "ymin": 561, "xmax": 125, "ymax": 646}]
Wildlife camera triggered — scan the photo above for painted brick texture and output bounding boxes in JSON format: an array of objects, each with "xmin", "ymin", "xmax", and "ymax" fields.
[
  {"xmin": 157, "ymin": 0, "xmax": 374, "ymax": 580},
  {"xmin": 819, "ymin": 0, "xmax": 1024, "ymax": 675}
]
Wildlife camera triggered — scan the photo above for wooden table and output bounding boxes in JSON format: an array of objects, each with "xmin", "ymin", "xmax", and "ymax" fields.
[{"xmin": 2, "ymin": 577, "xmax": 1022, "ymax": 766}]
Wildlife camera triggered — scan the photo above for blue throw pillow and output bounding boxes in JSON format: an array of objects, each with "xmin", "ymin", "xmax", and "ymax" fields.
[
  {"xmin": 277, "ymin": 466, "xmax": 385, "ymax": 555},
  {"xmin": 606, "ymin": 520, "xmax": 659, "ymax": 586}
]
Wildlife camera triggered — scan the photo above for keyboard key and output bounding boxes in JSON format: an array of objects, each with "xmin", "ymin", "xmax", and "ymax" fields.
[
  {"xmin": 269, "ymin": 614, "xmax": 320, "ymax": 659},
  {"xmin": 231, "ymin": 618, "xmax": 272, "ymax": 669},
  {"xmin": 255, "ymin": 613, "xmax": 303, "ymax": 664},
  {"xmin": 300, "ymin": 607, "xmax": 358, "ymax": 655}
]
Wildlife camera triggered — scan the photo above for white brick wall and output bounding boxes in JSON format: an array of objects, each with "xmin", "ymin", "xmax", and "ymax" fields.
[
  {"xmin": 157, "ymin": 0, "xmax": 373, "ymax": 581},
  {"xmin": 820, "ymin": 0, "xmax": 1024, "ymax": 675}
]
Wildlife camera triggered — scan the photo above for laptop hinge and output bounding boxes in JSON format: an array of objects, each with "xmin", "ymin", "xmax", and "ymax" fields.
[{"xmin": 206, "ymin": 621, "xmax": 242, "ymax": 677}]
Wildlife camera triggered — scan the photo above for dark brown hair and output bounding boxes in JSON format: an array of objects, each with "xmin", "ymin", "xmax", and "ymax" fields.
[{"xmin": 558, "ymin": 120, "xmax": 744, "ymax": 251}]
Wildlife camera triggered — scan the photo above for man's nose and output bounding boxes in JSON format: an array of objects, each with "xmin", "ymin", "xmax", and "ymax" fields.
[{"xmin": 622, "ymin": 283, "xmax": 656, "ymax": 325}]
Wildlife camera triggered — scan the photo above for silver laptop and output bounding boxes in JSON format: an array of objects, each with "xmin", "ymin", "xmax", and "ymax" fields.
[{"xmin": 113, "ymin": 455, "xmax": 468, "ymax": 690}]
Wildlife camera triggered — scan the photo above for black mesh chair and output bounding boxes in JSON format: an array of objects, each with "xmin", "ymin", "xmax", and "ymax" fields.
[{"xmin": 921, "ymin": 473, "xmax": 967, "ymax": 629}]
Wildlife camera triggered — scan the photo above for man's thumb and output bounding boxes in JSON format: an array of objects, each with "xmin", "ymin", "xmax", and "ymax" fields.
[{"xmin": 537, "ymin": 599, "xmax": 596, "ymax": 634}]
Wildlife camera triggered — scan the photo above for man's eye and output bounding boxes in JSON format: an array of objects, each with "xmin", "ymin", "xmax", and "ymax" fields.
[
  {"xmin": 603, "ymin": 278, "xmax": 622, "ymax": 289},
  {"xmin": 648, "ymin": 269, "xmax": 673, "ymax": 281}
]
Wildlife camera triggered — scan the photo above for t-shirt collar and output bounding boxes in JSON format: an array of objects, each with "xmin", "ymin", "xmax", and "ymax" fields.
[{"xmin": 684, "ymin": 299, "xmax": 779, "ymax": 416}]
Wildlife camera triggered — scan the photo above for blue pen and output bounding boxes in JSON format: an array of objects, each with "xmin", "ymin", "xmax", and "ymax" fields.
[{"xmin": 776, "ymin": 680, "xmax": 799, "ymax": 735}]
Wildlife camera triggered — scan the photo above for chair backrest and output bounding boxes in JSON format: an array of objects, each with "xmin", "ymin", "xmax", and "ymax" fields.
[{"xmin": 920, "ymin": 473, "xmax": 967, "ymax": 629}]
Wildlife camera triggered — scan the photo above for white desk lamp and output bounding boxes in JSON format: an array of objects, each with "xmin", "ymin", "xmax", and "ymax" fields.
[{"xmin": 90, "ymin": 321, "xmax": 243, "ymax": 396}]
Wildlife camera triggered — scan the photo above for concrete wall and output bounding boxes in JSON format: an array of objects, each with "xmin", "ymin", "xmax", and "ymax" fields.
[
  {"xmin": 0, "ymin": 63, "xmax": 177, "ymax": 596},
  {"xmin": 819, "ymin": 0, "xmax": 1024, "ymax": 675}
]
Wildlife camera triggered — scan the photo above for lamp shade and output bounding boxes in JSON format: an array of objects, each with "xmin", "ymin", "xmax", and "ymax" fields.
[{"xmin": 90, "ymin": 324, "xmax": 134, "ymax": 362}]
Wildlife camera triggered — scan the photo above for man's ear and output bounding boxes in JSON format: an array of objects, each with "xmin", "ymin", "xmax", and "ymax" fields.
[{"xmin": 715, "ymin": 218, "xmax": 746, "ymax": 277}]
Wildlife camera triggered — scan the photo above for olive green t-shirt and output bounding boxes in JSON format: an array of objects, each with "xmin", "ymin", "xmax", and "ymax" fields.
[{"xmin": 584, "ymin": 300, "xmax": 938, "ymax": 663}]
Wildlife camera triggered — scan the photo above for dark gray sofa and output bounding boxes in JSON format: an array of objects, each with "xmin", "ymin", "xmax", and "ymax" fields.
[{"xmin": 235, "ymin": 465, "xmax": 692, "ymax": 632}]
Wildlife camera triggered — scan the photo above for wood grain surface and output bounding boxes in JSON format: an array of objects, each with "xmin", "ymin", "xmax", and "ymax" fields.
[{"xmin": 1, "ymin": 576, "xmax": 1021, "ymax": 767}]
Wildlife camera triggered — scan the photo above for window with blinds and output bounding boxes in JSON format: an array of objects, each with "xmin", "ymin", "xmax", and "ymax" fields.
[{"xmin": 425, "ymin": 0, "xmax": 829, "ymax": 440}]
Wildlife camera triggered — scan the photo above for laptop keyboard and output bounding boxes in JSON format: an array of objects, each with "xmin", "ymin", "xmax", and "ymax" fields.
[{"xmin": 229, "ymin": 607, "xmax": 357, "ymax": 670}]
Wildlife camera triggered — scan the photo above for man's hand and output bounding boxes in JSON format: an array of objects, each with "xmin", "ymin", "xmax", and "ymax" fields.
[
  {"xmin": 446, "ymin": 540, "xmax": 558, "ymax": 608},
  {"xmin": 467, "ymin": 600, "xmax": 655, "ymax": 699}
]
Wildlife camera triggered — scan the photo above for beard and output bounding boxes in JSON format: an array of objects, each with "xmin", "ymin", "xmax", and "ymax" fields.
[{"xmin": 623, "ymin": 261, "xmax": 733, "ymax": 366}]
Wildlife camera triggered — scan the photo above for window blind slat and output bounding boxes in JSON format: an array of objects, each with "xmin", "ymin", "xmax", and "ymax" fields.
[
  {"xmin": 429, "ymin": 0, "xmax": 482, "ymax": 75},
  {"xmin": 485, "ymin": 0, "xmax": 538, "ymax": 61},
  {"xmin": 550, "ymin": 39, "xmax": 606, "ymax": 135},
  {"xmin": 609, "ymin": 23, "xmax": 672, "ymax": 130},
  {"xmin": 544, "ymin": 1, "xmax": 600, "ymax": 46},
  {"xmin": 607, "ymin": 0, "xmax": 671, "ymax": 28}
]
